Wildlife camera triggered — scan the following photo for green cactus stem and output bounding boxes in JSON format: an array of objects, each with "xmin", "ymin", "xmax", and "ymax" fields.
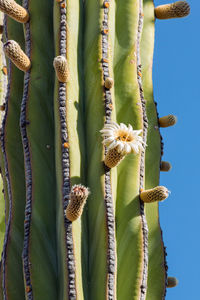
[{"xmin": 0, "ymin": 0, "xmax": 190, "ymax": 299}]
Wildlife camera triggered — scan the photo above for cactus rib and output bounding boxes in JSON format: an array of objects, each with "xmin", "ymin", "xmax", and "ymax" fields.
[
  {"xmin": 58, "ymin": 6, "xmax": 77, "ymax": 298},
  {"xmin": 136, "ymin": 1, "xmax": 149, "ymax": 298},
  {"xmin": 0, "ymin": 10, "xmax": 26, "ymax": 299},
  {"xmin": 141, "ymin": 1, "xmax": 168, "ymax": 298},
  {"xmin": 20, "ymin": 0, "xmax": 32, "ymax": 297},
  {"xmin": 101, "ymin": 1, "xmax": 117, "ymax": 298}
]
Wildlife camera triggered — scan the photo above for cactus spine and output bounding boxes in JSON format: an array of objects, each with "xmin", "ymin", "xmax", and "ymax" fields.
[{"xmin": 0, "ymin": 0, "xmax": 190, "ymax": 299}]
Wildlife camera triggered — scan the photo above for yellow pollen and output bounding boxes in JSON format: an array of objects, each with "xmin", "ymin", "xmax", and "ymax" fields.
[{"xmin": 117, "ymin": 133, "xmax": 131, "ymax": 142}]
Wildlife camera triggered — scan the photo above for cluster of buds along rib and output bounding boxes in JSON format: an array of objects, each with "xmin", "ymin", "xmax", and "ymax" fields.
[
  {"xmin": 100, "ymin": 122, "xmax": 145, "ymax": 168},
  {"xmin": 65, "ymin": 185, "xmax": 90, "ymax": 222}
]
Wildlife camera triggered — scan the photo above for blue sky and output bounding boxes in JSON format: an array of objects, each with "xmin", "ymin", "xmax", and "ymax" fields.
[{"xmin": 153, "ymin": 1, "xmax": 197, "ymax": 299}]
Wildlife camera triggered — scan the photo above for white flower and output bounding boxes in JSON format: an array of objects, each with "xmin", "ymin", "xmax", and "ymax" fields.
[{"xmin": 100, "ymin": 122, "xmax": 145, "ymax": 155}]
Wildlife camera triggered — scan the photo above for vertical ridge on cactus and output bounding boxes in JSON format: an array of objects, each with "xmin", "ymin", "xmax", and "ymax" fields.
[
  {"xmin": 141, "ymin": 1, "xmax": 168, "ymax": 298},
  {"xmin": 0, "ymin": 10, "xmax": 26, "ymax": 299}
]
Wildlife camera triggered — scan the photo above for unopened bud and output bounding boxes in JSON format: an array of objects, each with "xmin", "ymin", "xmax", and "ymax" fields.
[
  {"xmin": 65, "ymin": 185, "xmax": 90, "ymax": 222},
  {"xmin": 160, "ymin": 161, "xmax": 172, "ymax": 172},
  {"xmin": 4, "ymin": 40, "xmax": 31, "ymax": 71},
  {"xmin": 53, "ymin": 56, "xmax": 69, "ymax": 83},
  {"xmin": 167, "ymin": 277, "xmax": 179, "ymax": 288},
  {"xmin": 0, "ymin": 0, "xmax": 29, "ymax": 23},
  {"xmin": 140, "ymin": 186, "xmax": 169, "ymax": 203},
  {"xmin": 155, "ymin": 1, "xmax": 190, "ymax": 20},
  {"xmin": 159, "ymin": 115, "xmax": 177, "ymax": 128}
]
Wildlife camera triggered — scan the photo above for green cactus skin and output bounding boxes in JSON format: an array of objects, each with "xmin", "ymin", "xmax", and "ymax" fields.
[
  {"xmin": 0, "ymin": 0, "xmax": 189, "ymax": 299},
  {"xmin": 141, "ymin": 1, "xmax": 168, "ymax": 298},
  {"xmin": 0, "ymin": 5, "xmax": 26, "ymax": 298}
]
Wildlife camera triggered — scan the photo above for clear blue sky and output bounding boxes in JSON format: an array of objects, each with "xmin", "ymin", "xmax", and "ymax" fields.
[{"xmin": 153, "ymin": 1, "xmax": 197, "ymax": 299}]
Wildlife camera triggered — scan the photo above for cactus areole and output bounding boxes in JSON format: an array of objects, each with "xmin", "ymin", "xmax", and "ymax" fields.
[{"xmin": 0, "ymin": 0, "xmax": 190, "ymax": 299}]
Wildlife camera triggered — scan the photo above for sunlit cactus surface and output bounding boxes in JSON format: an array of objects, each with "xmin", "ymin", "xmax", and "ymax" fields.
[{"xmin": 0, "ymin": 0, "xmax": 190, "ymax": 299}]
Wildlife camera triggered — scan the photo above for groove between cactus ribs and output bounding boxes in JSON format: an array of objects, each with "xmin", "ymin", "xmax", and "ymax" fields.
[
  {"xmin": 101, "ymin": 2, "xmax": 116, "ymax": 299},
  {"xmin": 1, "ymin": 15, "xmax": 12, "ymax": 299},
  {"xmin": 136, "ymin": 1, "xmax": 149, "ymax": 299},
  {"xmin": 58, "ymin": 1, "xmax": 77, "ymax": 299},
  {"xmin": 20, "ymin": 0, "xmax": 33, "ymax": 298}
]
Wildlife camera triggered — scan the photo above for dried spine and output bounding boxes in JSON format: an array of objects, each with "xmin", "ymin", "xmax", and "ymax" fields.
[
  {"xmin": 140, "ymin": 186, "xmax": 169, "ymax": 203},
  {"xmin": 0, "ymin": 0, "xmax": 29, "ymax": 23},
  {"xmin": 53, "ymin": 55, "xmax": 69, "ymax": 83},
  {"xmin": 155, "ymin": 1, "xmax": 190, "ymax": 20},
  {"xmin": 159, "ymin": 114, "xmax": 177, "ymax": 128},
  {"xmin": 101, "ymin": 1, "xmax": 116, "ymax": 299},
  {"xmin": 4, "ymin": 40, "xmax": 31, "ymax": 71},
  {"xmin": 65, "ymin": 185, "xmax": 89, "ymax": 222}
]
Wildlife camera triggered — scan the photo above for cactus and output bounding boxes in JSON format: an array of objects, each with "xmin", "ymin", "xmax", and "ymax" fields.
[{"xmin": 0, "ymin": 0, "xmax": 190, "ymax": 299}]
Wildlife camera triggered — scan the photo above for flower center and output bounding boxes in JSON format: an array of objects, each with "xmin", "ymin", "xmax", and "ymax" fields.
[{"xmin": 116, "ymin": 131, "xmax": 133, "ymax": 142}]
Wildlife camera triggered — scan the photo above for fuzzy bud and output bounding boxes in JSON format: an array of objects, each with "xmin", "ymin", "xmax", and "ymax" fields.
[
  {"xmin": 65, "ymin": 185, "xmax": 90, "ymax": 222},
  {"xmin": 0, "ymin": 0, "xmax": 29, "ymax": 23},
  {"xmin": 105, "ymin": 77, "xmax": 114, "ymax": 89},
  {"xmin": 160, "ymin": 161, "xmax": 172, "ymax": 172},
  {"xmin": 155, "ymin": 1, "xmax": 190, "ymax": 20},
  {"xmin": 159, "ymin": 115, "xmax": 177, "ymax": 128},
  {"xmin": 140, "ymin": 186, "xmax": 169, "ymax": 203},
  {"xmin": 4, "ymin": 40, "xmax": 31, "ymax": 71},
  {"xmin": 167, "ymin": 277, "xmax": 179, "ymax": 288},
  {"xmin": 53, "ymin": 56, "xmax": 69, "ymax": 83},
  {"xmin": 104, "ymin": 147, "xmax": 125, "ymax": 169}
]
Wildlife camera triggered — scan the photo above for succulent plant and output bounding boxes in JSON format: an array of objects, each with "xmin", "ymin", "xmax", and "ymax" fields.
[{"xmin": 0, "ymin": 0, "xmax": 190, "ymax": 299}]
